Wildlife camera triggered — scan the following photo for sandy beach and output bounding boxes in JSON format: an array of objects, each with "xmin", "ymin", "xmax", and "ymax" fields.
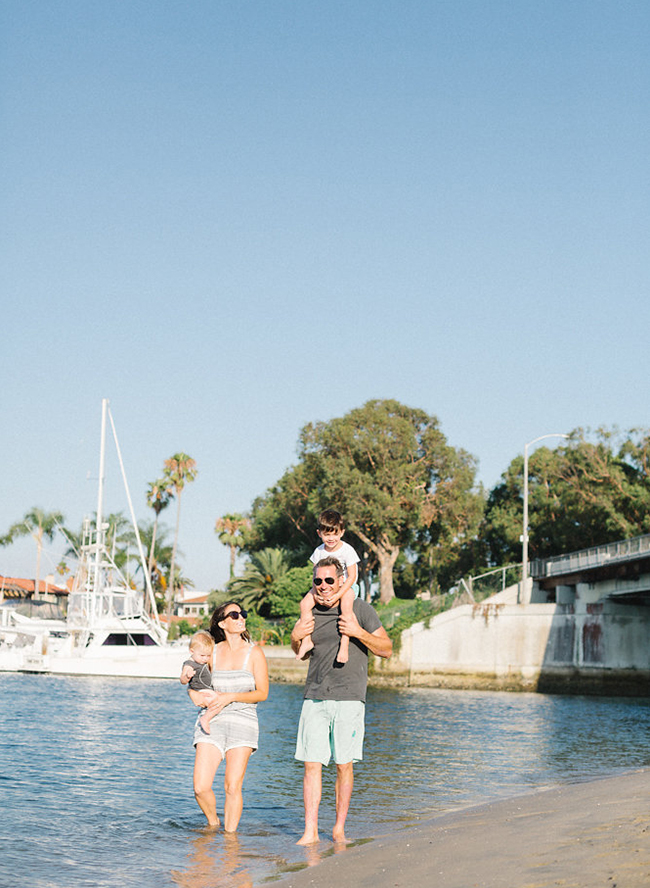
[{"xmin": 275, "ymin": 769, "xmax": 650, "ymax": 888}]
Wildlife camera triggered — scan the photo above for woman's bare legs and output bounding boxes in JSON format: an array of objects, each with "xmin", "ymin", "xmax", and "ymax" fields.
[
  {"xmin": 193, "ymin": 742, "xmax": 223, "ymax": 827},
  {"xmin": 223, "ymin": 746, "xmax": 253, "ymax": 832},
  {"xmin": 296, "ymin": 590, "xmax": 316, "ymax": 660}
]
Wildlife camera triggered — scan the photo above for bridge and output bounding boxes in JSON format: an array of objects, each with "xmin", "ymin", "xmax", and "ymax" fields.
[{"xmin": 530, "ymin": 533, "xmax": 650, "ymax": 605}]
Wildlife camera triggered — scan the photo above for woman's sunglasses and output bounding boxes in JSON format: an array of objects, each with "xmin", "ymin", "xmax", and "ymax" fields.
[
  {"xmin": 224, "ymin": 609, "xmax": 247, "ymax": 620},
  {"xmin": 313, "ymin": 577, "xmax": 336, "ymax": 586}
]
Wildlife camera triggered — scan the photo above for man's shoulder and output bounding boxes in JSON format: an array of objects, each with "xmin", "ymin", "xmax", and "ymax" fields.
[{"xmin": 352, "ymin": 598, "xmax": 382, "ymax": 629}]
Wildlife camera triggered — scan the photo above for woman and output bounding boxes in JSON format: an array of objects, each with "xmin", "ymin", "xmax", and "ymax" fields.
[{"xmin": 180, "ymin": 601, "xmax": 269, "ymax": 830}]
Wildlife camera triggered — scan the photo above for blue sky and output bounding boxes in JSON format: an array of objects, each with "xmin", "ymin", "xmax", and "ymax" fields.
[{"xmin": 2, "ymin": 0, "xmax": 649, "ymax": 591}]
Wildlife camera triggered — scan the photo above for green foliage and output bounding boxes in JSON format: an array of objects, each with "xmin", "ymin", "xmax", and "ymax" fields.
[
  {"xmin": 248, "ymin": 399, "xmax": 483, "ymax": 603},
  {"xmin": 483, "ymin": 428, "xmax": 650, "ymax": 565},
  {"xmin": 175, "ymin": 619, "xmax": 195, "ymax": 638},
  {"xmin": 267, "ymin": 564, "xmax": 313, "ymax": 618},
  {"xmin": 227, "ymin": 548, "xmax": 291, "ymax": 617},
  {"xmin": 215, "ymin": 513, "xmax": 252, "ymax": 577}
]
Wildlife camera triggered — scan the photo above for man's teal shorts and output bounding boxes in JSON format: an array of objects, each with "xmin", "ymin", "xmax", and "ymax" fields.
[{"xmin": 295, "ymin": 699, "xmax": 365, "ymax": 765}]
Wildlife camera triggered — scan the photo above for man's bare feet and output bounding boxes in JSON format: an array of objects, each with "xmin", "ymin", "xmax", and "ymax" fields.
[
  {"xmin": 332, "ymin": 826, "xmax": 349, "ymax": 843},
  {"xmin": 296, "ymin": 831, "xmax": 319, "ymax": 845},
  {"xmin": 296, "ymin": 637, "xmax": 314, "ymax": 661}
]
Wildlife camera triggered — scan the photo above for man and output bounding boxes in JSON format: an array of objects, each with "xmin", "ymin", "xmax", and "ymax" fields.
[{"xmin": 291, "ymin": 555, "xmax": 392, "ymax": 844}]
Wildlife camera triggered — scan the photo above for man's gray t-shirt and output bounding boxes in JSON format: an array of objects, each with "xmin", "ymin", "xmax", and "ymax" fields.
[{"xmin": 303, "ymin": 599, "xmax": 382, "ymax": 703}]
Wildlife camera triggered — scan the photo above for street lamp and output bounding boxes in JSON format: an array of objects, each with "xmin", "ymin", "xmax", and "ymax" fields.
[{"xmin": 521, "ymin": 433, "xmax": 570, "ymax": 589}]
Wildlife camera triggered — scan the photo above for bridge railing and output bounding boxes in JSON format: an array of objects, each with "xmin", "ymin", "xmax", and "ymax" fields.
[{"xmin": 531, "ymin": 533, "xmax": 650, "ymax": 579}]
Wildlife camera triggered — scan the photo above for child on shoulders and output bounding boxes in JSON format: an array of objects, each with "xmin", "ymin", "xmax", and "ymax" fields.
[{"xmin": 296, "ymin": 509, "xmax": 360, "ymax": 663}]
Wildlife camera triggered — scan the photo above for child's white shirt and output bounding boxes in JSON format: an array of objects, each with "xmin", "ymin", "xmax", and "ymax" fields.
[{"xmin": 310, "ymin": 540, "xmax": 360, "ymax": 582}]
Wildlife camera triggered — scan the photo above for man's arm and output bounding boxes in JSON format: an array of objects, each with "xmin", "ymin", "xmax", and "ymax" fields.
[{"xmin": 338, "ymin": 613, "xmax": 393, "ymax": 659}]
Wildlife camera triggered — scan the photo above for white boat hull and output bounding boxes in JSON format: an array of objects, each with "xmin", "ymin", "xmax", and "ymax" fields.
[{"xmin": 0, "ymin": 643, "xmax": 186, "ymax": 679}]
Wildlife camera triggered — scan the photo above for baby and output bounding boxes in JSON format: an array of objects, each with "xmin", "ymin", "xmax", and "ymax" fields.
[
  {"xmin": 296, "ymin": 508, "xmax": 360, "ymax": 664},
  {"xmin": 182, "ymin": 630, "xmax": 215, "ymax": 734}
]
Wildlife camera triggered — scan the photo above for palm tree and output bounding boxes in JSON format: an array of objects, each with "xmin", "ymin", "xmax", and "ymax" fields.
[
  {"xmin": 135, "ymin": 520, "xmax": 175, "ymax": 606},
  {"xmin": 163, "ymin": 452, "xmax": 198, "ymax": 620},
  {"xmin": 228, "ymin": 548, "xmax": 290, "ymax": 616},
  {"xmin": 4, "ymin": 507, "xmax": 65, "ymax": 598},
  {"xmin": 215, "ymin": 513, "xmax": 252, "ymax": 578},
  {"xmin": 146, "ymin": 478, "xmax": 173, "ymax": 581}
]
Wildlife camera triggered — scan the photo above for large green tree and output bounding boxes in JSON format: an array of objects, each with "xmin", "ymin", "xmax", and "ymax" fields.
[
  {"xmin": 250, "ymin": 399, "xmax": 482, "ymax": 603},
  {"xmin": 484, "ymin": 428, "xmax": 650, "ymax": 565}
]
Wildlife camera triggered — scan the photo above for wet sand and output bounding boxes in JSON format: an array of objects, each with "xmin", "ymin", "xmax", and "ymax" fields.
[{"xmin": 276, "ymin": 769, "xmax": 650, "ymax": 888}]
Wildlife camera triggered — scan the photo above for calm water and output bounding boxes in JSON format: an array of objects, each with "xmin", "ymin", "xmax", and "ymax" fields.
[{"xmin": 3, "ymin": 674, "xmax": 650, "ymax": 887}]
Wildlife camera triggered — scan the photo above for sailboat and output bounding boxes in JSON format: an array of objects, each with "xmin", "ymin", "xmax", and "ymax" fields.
[{"xmin": 0, "ymin": 400, "xmax": 187, "ymax": 678}]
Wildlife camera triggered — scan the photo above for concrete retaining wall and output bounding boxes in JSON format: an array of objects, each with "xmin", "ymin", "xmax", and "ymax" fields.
[{"xmin": 381, "ymin": 582, "xmax": 650, "ymax": 695}]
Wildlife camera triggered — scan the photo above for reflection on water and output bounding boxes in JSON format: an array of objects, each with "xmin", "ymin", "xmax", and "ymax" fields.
[
  {"xmin": 171, "ymin": 833, "xmax": 253, "ymax": 888},
  {"xmin": 2, "ymin": 675, "xmax": 650, "ymax": 887}
]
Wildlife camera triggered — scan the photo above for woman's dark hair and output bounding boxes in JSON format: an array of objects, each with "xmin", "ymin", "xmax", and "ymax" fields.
[{"xmin": 209, "ymin": 601, "xmax": 252, "ymax": 644}]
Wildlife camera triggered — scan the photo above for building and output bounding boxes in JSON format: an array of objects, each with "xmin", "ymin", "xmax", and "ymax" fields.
[
  {"xmin": 0, "ymin": 574, "xmax": 69, "ymax": 618},
  {"xmin": 176, "ymin": 593, "xmax": 210, "ymax": 619}
]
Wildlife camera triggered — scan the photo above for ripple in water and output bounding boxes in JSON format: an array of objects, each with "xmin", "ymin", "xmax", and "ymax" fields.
[{"xmin": 2, "ymin": 674, "xmax": 650, "ymax": 886}]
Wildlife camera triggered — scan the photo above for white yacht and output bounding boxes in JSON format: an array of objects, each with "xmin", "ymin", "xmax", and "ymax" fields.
[{"xmin": 0, "ymin": 400, "xmax": 187, "ymax": 679}]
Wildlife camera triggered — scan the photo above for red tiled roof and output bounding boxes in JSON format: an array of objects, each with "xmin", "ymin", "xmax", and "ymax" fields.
[
  {"xmin": 0, "ymin": 575, "xmax": 69, "ymax": 597},
  {"xmin": 181, "ymin": 595, "xmax": 209, "ymax": 605}
]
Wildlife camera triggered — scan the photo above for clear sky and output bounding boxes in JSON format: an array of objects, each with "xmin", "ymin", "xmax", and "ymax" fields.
[{"xmin": 2, "ymin": 0, "xmax": 649, "ymax": 592}]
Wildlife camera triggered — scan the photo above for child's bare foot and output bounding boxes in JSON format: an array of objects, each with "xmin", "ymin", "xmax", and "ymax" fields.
[
  {"xmin": 200, "ymin": 711, "xmax": 211, "ymax": 733},
  {"xmin": 296, "ymin": 637, "xmax": 314, "ymax": 661}
]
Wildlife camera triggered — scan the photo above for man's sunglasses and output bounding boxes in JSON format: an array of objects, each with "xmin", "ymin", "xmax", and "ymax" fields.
[
  {"xmin": 224, "ymin": 610, "xmax": 247, "ymax": 620},
  {"xmin": 313, "ymin": 577, "xmax": 336, "ymax": 586}
]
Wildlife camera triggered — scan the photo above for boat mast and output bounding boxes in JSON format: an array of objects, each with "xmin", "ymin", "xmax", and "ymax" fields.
[
  {"xmin": 92, "ymin": 398, "xmax": 109, "ymax": 624},
  {"xmin": 107, "ymin": 405, "xmax": 162, "ymax": 628}
]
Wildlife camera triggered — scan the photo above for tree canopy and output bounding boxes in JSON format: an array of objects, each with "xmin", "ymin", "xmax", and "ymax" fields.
[
  {"xmin": 248, "ymin": 399, "xmax": 483, "ymax": 602},
  {"xmin": 483, "ymin": 428, "xmax": 650, "ymax": 565}
]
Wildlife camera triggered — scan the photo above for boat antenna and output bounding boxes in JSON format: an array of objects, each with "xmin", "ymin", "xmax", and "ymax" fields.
[{"xmin": 106, "ymin": 404, "xmax": 161, "ymax": 627}]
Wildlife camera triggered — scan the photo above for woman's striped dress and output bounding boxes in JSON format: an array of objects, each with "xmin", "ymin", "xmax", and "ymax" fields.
[{"xmin": 192, "ymin": 644, "xmax": 259, "ymax": 753}]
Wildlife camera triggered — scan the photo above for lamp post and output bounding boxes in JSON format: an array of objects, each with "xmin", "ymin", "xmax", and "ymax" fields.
[{"xmin": 521, "ymin": 433, "xmax": 570, "ymax": 588}]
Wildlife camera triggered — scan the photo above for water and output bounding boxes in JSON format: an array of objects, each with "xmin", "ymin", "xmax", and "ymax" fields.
[{"xmin": 3, "ymin": 675, "xmax": 650, "ymax": 888}]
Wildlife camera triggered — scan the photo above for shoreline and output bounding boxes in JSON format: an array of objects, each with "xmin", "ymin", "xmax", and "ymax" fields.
[{"xmin": 272, "ymin": 768, "xmax": 650, "ymax": 887}]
